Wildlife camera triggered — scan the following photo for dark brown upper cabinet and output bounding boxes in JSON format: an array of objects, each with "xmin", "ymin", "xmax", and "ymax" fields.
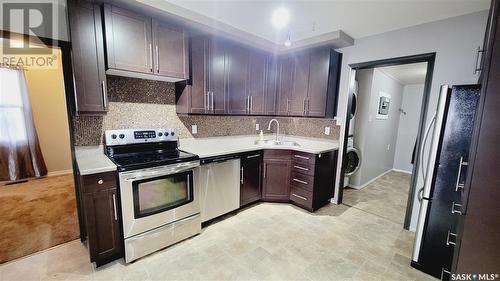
[
  {"xmin": 289, "ymin": 51, "xmax": 310, "ymax": 116},
  {"xmin": 247, "ymin": 50, "xmax": 268, "ymax": 115},
  {"xmin": 103, "ymin": 4, "xmax": 188, "ymax": 82},
  {"xmin": 264, "ymin": 55, "xmax": 279, "ymax": 115},
  {"xmin": 227, "ymin": 42, "xmax": 249, "ymax": 114},
  {"xmin": 276, "ymin": 56, "xmax": 294, "ymax": 115},
  {"xmin": 207, "ymin": 37, "xmax": 227, "ymax": 114},
  {"xmin": 69, "ymin": 0, "xmax": 107, "ymax": 115},
  {"xmin": 152, "ymin": 20, "xmax": 189, "ymax": 79}
]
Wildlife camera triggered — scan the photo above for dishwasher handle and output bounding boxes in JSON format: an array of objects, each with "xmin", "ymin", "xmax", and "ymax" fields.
[{"xmin": 201, "ymin": 154, "xmax": 239, "ymax": 165}]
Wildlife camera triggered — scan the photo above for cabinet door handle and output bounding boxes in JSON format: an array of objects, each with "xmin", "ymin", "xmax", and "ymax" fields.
[
  {"xmin": 294, "ymin": 165, "xmax": 309, "ymax": 171},
  {"xmin": 149, "ymin": 44, "xmax": 153, "ymax": 72},
  {"xmin": 101, "ymin": 81, "xmax": 107, "ymax": 109},
  {"xmin": 293, "ymin": 178, "xmax": 308, "ymax": 185},
  {"xmin": 155, "ymin": 45, "xmax": 160, "ymax": 73},
  {"xmin": 455, "ymin": 156, "xmax": 469, "ymax": 192},
  {"xmin": 286, "ymin": 98, "xmax": 290, "ymax": 113},
  {"xmin": 291, "ymin": 193, "xmax": 307, "ymax": 201},
  {"xmin": 294, "ymin": 155, "xmax": 310, "ymax": 160},
  {"xmin": 247, "ymin": 154, "xmax": 260, "ymax": 159},
  {"xmin": 205, "ymin": 92, "xmax": 209, "ymax": 112},
  {"xmin": 250, "ymin": 96, "xmax": 253, "ymax": 113},
  {"xmin": 246, "ymin": 96, "xmax": 250, "ymax": 113},
  {"xmin": 240, "ymin": 167, "xmax": 244, "ymax": 184},
  {"xmin": 112, "ymin": 193, "xmax": 118, "ymax": 221},
  {"xmin": 263, "ymin": 163, "xmax": 266, "ymax": 179},
  {"xmin": 303, "ymin": 99, "xmax": 306, "ymax": 115},
  {"xmin": 211, "ymin": 92, "xmax": 214, "ymax": 111},
  {"xmin": 306, "ymin": 99, "xmax": 310, "ymax": 115},
  {"xmin": 474, "ymin": 46, "xmax": 485, "ymax": 74}
]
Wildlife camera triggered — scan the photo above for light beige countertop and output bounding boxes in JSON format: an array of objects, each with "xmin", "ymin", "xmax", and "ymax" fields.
[
  {"xmin": 179, "ymin": 135, "xmax": 339, "ymax": 158},
  {"xmin": 75, "ymin": 145, "xmax": 117, "ymax": 175}
]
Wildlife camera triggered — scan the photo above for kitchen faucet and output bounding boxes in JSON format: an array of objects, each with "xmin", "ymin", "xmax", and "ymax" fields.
[{"xmin": 267, "ymin": 119, "xmax": 280, "ymax": 143}]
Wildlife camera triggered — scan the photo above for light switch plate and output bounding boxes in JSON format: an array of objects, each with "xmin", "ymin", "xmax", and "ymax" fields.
[
  {"xmin": 256, "ymin": 123, "xmax": 259, "ymax": 131},
  {"xmin": 191, "ymin": 125, "xmax": 198, "ymax": 134},
  {"xmin": 324, "ymin": 126, "xmax": 331, "ymax": 135}
]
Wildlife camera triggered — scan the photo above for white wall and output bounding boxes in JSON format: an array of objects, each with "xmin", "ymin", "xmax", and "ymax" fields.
[
  {"xmin": 334, "ymin": 10, "xmax": 488, "ymax": 230},
  {"xmin": 393, "ymin": 84, "xmax": 425, "ymax": 173},
  {"xmin": 351, "ymin": 69, "xmax": 403, "ymax": 187}
]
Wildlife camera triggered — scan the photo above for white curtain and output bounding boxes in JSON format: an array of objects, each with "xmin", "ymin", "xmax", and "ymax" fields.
[{"xmin": 0, "ymin": 67, "xmax": 47, "ymax": 182}]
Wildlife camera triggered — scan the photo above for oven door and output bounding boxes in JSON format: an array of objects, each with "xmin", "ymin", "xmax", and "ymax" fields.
[{"xmin": 119, "ymin": 161, "xmax": 200, "ymax": 238}]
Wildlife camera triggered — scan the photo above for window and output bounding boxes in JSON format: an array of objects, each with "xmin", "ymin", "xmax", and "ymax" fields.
[{"xmin": 0, "ymin": 68, "xmax": 28, "ymax": 143}]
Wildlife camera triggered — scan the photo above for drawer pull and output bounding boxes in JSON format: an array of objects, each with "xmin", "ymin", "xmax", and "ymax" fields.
[
  {"xmin": 451, "ymin": 202, "xmax": 463, "ymax": 215},
  {"xmin": 455, "ymin": 156, "xmax": 469, "ymax": 192},
  {"xmin": 246, "ymin": 154, "xmax": 260, "ymax": 159},
  {"xmin": 294, "ymin": 155, "xmax": 310, "ymax": 160},
  {"xmin": 446, "ymin": 230, "xmax": 457, "ymax": 246},
  {"xmin": 293, "ymin": 165, "xmax": 309, "ymax": 171},
  {"xmin": 98, "ymin": 180, "xmax": 104, "ymax": 185},
  {"xmin": 291, "ymin": 193, "xmax": 308, "ymax": 201},
  {"xmin": 293, "ymin": 178, "xmax": 308, "ymax": 185}
]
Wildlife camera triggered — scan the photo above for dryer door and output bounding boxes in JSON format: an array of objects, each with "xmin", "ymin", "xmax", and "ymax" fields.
[{"xmin": 344, "ymin": 147, "xmax": 361, "ymax": 176}]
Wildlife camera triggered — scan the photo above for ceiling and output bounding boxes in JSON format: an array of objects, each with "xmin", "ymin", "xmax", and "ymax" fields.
[
  {"xmin": 377, "ymin": 62, "xmax": 428, "ymax": 85},
  {"xmin": 149, "ymin": 0, "xmax": 489, "ymax": 48}
]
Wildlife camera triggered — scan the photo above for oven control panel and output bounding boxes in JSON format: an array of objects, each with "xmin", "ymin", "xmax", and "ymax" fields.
[{"xmin": 105, "ymin": 128, "xmax": 177, "ymax": 146}]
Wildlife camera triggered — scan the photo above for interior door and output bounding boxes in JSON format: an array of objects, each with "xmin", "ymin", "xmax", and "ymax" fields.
[
  {"xmin": 289, "ymin": 51, "xmax": 310, "ymax": 116},
  {"xmin": 104, "ymin": 5, "xmax": 153, "ymax": 74},
  {"xmin": 247, "ymin": 50, "xmax": 267, "ymax": 115},
  {"xmin": 152, "ymin": 19, "xmax": 188, "ymax": 79},
  {"xmin": 208, "ymin": 38, "xmax": 227, "ymax": 114},
  {"xmin": 227, "ymin": 42, "xmax": 249, "ymax": 114}
]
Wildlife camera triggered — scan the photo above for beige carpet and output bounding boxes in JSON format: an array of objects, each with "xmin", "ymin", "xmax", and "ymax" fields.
[
  {"xmin": 0, "ymin": 174, "xmax": 79, "ymax": 263},
  {"xmin": 343, "ymin": 171, "xmax": 412, "ymax": 225}
]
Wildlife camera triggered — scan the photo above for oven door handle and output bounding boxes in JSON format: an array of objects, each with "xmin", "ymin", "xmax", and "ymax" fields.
[{"xmin": 122, "ymin": 161, "xmax": 199, "ymax": 181}]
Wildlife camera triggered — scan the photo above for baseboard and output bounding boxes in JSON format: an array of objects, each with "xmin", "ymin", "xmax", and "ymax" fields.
[
  {"xmin": 391, "ymin": 168, "xmax": 412, "ymax": 175},
  {"xmin": 348, "ymin": 169, "xmax": 392, "ymax": 190},
  {"xmin": 47, "ymin": 169, "xmax": 73, "ymax": 177}
]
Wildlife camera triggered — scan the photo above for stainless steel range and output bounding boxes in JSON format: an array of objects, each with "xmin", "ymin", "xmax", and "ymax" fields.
[{"xmin": 104, "ymin": 128, "xmax": 201, "ymax": 263}]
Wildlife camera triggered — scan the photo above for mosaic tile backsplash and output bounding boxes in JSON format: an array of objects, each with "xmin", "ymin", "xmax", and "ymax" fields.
[{"xmin": 72, "ymin": 76, "xmax": 340, "ymax": 146}]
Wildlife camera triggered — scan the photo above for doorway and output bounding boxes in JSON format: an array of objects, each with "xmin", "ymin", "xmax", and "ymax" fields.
[
  {"xmin": 337, "ymin": 53, "xmax": 435, "ymax": 230},
  {"xmin": 0, "ymin": 36, "xmax": 79, "ymax": 263}
]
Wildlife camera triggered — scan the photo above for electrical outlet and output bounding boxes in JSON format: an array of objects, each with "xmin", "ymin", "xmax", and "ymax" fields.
[
  {"xmin": 324, "ymin": 126, "xmax": 331, "ymax": 135},
  {"xmin": 191, "ymin": 125, "xmax": 198, "ymax": 134},
  {"xmin": 256, "ymin": 123, "xmax": 259, "ymax": 131},
  {"xmin": 387, "ymin": 144, "xmax": 391, "ymax": 150}
]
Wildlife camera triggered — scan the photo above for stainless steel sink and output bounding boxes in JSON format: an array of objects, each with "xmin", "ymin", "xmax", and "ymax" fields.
[{"xmin": 254, "ymin": 139, "xmax": 300, "ymax": 147}]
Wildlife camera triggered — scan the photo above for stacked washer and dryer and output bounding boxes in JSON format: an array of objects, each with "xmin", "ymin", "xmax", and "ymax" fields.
[{"xmin": 344, "ymin": 81, "xmax": 362, "ymax": 188}]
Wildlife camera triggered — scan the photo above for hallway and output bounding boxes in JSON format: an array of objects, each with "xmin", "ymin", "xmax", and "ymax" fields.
[{"xmin": 343, "ymin": 171, "xmax": 411, "ymax": 225}]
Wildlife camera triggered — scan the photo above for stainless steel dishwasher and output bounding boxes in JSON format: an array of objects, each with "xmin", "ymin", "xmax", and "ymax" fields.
[{"xmin": 195, "ymin": 155, "xmax": 240, "ymax": 222}]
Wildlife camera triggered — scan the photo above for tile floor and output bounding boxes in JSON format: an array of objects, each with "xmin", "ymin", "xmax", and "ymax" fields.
[
  {"xmin": 0, "ymin": 201, "xmax": 436, "ymax": 281},
  {"xmin": 343, "ymin": 171, "xmax": 412, "ymax": 225}
]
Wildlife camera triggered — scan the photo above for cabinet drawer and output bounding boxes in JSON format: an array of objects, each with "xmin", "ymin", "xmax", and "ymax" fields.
[
  {"xmin": 290, "ymin": 186, "xmax": 313, "ymax": 210},
  {"xmin": 292, "ymin": 151, "xmax": 316, "ymax": 166},
  {"xmin": 291, "ymin": 162, "xmax": 315, "ymax": 176},
  {"xmin": 290, "ymin": 171, "xmax": 314, "ymax": 192},
  {"xmin": 81, "ymin": 172, "xmax": 117, "ymax": 194},
  {"xmin": 264, "ymin": 150, "xmax": 291, "ymax": 160}
]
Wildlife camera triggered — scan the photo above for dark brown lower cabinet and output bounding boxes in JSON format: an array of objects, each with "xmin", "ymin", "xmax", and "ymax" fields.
[
  {"xmin": 240, "ymin": 151, "xmax": 262, "ymax": 206},
  {"xmin": 80, "ymin": 172, "xmax": 123, "ymax": 267},
  {"xmin": 262, "ymin": 150, "xmax": 292, "ymax": 202}
]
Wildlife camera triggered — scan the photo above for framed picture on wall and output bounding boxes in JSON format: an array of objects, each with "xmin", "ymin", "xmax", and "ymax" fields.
[{"xmin": 377, "ymin": 91, "xmax": 391, "ymax": 120}]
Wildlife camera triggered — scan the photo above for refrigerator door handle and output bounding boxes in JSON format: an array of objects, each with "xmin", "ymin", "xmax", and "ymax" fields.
[{"xmin": 417, "ymin": 187, "xmax": 424, "ymax": 202}]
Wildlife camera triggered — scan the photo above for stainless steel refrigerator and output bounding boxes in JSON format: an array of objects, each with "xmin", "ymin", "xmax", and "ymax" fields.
[{"xmin": 411, "ymin": 84, "xmax": 480, "ymax": 280}]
